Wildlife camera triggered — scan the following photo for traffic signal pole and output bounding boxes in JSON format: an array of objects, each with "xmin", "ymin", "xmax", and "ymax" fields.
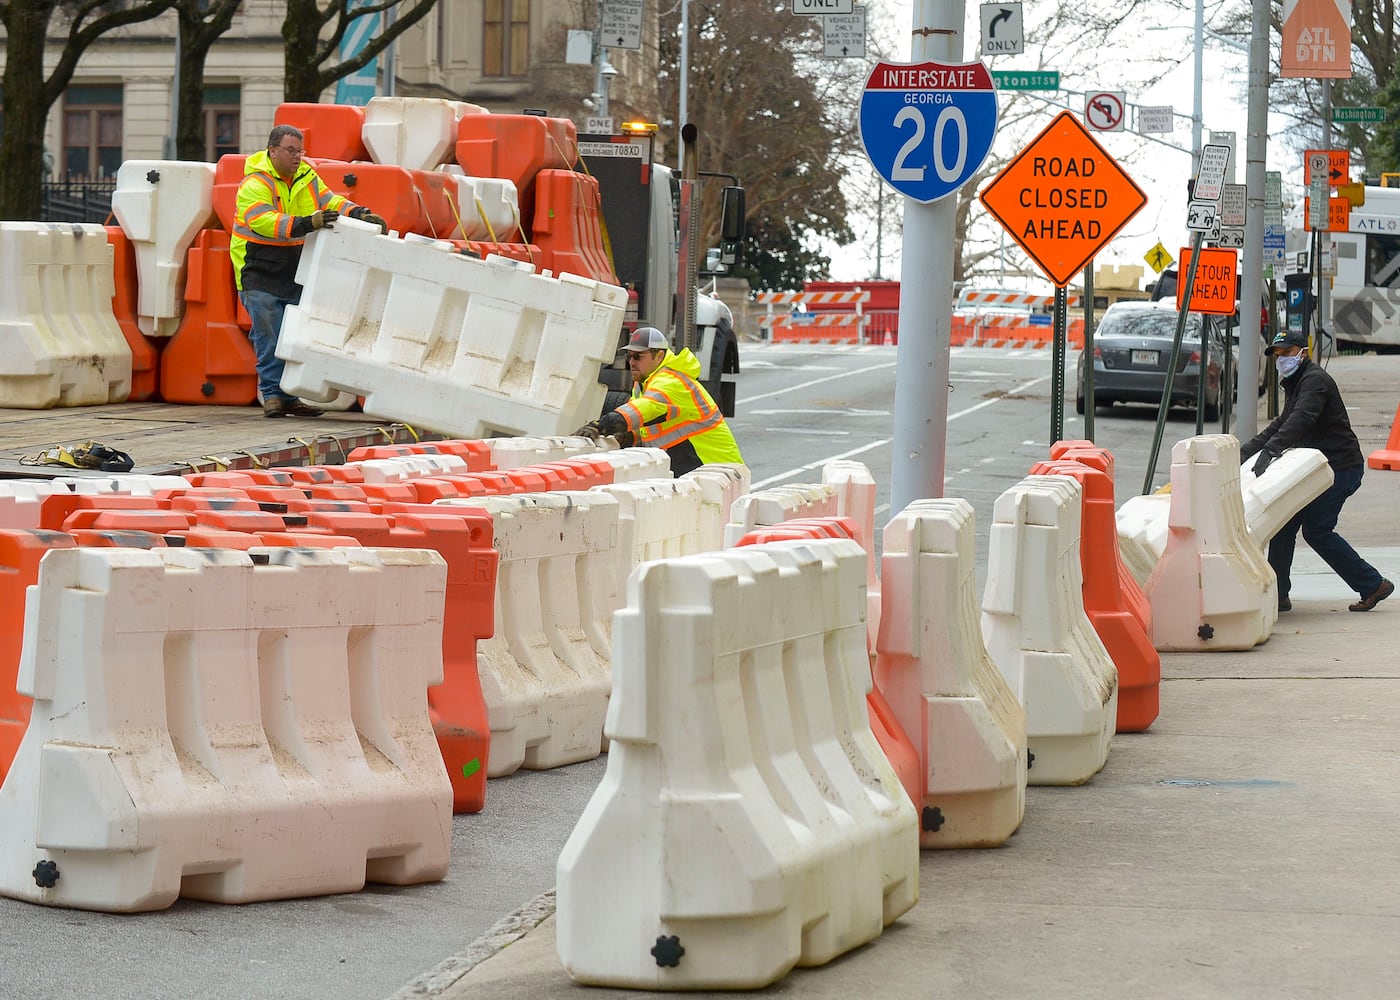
[{"xmin": 889, "ymin": 0, "xmax": 963, "ymax": 519}]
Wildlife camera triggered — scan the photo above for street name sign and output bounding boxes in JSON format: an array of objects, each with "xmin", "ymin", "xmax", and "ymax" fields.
[
  {"xmin": 980, "ymin": 3, "xmax": 1024, "ymax": 55},
  {"xmin": 599, "ymin": 0, "xmax": 644, "ymax": 49},
  {"xmin": 823, "ymin": 6, "xmax": 866, "ymax": 58},
  {"xmin": 1176, "ymin": 247, "xmax": 1239, "ymax": 316},
  {"xmin": 859, "ymin": 61, "xmax": 998, "ymax": 204},
  {"xmin": 991, "ymin": 70, "xmax": 1058, "ymax": 90},
  {"xmin": 1332, "ymin": 107, "xmax": 1385, "ymax": 124},
  {"xmin": 978, "ymin": 110, "xmax": 1147, "ymax": 287}
]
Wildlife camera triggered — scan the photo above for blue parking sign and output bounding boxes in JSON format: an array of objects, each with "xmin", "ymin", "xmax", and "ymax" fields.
[{"xmin": 859, "ymin": 61, "xmax": 998, "ymax": 204}]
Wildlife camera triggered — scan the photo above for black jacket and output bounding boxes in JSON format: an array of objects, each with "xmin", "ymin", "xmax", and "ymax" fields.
[{"xmin": 1241, "ymin": 356, "xmax": 1363, "ymax": 471}]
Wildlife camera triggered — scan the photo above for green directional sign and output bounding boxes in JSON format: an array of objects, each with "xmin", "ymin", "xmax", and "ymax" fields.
[
  {"xmin": 991, "ymin": 70, "xmax": 1059, "ymax": 91},
  {"xmin": 1332, "ymin": 107, "xmax": 1386, "ymax": 124}
]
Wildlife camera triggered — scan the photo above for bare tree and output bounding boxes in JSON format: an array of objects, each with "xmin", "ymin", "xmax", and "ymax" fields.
[
  {"xmin": 281, "ymin": 0, "xmax": 441, "ymax": 103},
  {"xmin": 0, "ymin": 0, "xmax": 180, "ymax": 219},
  {"xmin": 174, "ymin": 0, "xmax": 242, "ymax": 161}
]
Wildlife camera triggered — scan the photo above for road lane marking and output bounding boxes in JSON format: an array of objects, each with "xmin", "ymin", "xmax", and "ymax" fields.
[
  {"xmin": 742, "ymin": 362, "xmax": 897, "ymax": 403},
  {"xmin": 751, "ymin": 374, "xmax": 1051, "ymax": 489}
]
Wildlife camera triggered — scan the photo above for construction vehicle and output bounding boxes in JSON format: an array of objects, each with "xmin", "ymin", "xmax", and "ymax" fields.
[{"xmin": 578, "ymin": 121, "xmax": 745, "ymax": 416}]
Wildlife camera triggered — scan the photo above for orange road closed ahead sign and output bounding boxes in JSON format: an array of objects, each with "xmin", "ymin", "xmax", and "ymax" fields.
[
  {"xmin": 1176, "ymin": 247, "xmax": 1239, "ymax": 316},
  {"xmin": 979, "ymin": 111, "xmax": 1148, "ymax": 288}
]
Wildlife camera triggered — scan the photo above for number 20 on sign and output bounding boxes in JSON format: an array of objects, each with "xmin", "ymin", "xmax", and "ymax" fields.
[{"xmin": 859, "ymin": 60, "xmax": 999, "ymax": 203}]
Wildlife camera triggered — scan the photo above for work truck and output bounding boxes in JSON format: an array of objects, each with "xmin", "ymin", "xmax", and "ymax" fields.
[{"xmin": 578, "ymin": 122, "xmax": 745, "ymax": 416}]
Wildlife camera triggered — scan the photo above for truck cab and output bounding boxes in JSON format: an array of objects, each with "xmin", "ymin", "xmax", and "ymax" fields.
[{"xmin": 578, "ymin": 126, "xmax": 742, "ymax": 416}]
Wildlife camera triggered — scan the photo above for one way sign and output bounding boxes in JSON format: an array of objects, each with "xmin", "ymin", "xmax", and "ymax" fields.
[{"xmin": 980, "ymin": 2, "xmax": 1024, "ymax": 55}]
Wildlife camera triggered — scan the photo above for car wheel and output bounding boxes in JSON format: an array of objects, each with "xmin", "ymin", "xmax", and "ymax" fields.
[
  {"xmin": 1203, "ymin": 397, "xmax": 1220, "ymax": 422},
  {"xmin": 1075, "ymin": 392, "xmax": 1085, "ymax": 415}
]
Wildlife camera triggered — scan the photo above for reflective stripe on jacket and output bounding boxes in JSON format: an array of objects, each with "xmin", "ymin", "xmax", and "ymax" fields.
[
  {"xmin": 618, "ymin": 349, "xmax": 743, "ymax": 472},
  {"xmin": 230, "ymin": 149, "xmax": 353, "ymax": 296}
]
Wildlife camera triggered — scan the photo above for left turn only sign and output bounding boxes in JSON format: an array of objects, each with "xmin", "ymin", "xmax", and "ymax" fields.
[{"xmin": 859, "ymin": 60, "xmax": 998, "ymax": 204}]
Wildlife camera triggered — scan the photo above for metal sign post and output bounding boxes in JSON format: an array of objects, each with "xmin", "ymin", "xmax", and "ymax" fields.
[{"xmin": 1144, "ymin": 232, "xmax": 1206, "ymax": 494}]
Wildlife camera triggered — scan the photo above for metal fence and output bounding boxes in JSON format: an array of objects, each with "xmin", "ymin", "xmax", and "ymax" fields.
[{"xmin": 39, "ymin": 178, "xmax": 117, "ymax": 225}]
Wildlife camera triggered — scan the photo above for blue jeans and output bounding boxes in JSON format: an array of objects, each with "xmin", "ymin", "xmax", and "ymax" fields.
[
  {"xmin": 1268, "ymin": 464, "xmax": 1384, "ymax": 598},
  {"xmin": 239, "ymin": 287, "xmax": 302, "ymax": 404}
]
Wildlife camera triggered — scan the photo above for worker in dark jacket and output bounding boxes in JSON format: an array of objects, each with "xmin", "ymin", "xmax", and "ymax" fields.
[{"xmin": 1241, "ymin": 328, "xmax": 1392, "ymax": 613}]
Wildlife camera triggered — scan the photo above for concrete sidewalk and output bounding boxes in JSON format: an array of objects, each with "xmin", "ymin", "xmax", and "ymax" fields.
[{"xmin": 404, "ymin": 356, "xmax": 1400, "ymax": 1000}]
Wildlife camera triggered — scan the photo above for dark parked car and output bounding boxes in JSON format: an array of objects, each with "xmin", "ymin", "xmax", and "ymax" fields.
[{"xmin": 1076, "ymin": 301, "xmax": 1264, "ymax": 421}]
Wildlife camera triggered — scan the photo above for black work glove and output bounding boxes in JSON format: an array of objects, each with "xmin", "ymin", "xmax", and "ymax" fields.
[
  {"xmin": 596, "ymin": 411, "xmax": 628, "ymax": 436},
  {"xmin": 1251, "ymin": 448, "xmax": 1278, "ymax": 477},
  {"xmin": 352, "ymin": 207, "xmax": 388, "ymax": 233},
  {"xmin": 310, "ymin": 208, "xmax": 339, "ymax": 230},
  {"xmin": 610, "ymin": 431, "xmax": 636, "ymax": 449},
  {"xmin": 574, "ymin": 421, "xmax": 602, "ymax": 441}
]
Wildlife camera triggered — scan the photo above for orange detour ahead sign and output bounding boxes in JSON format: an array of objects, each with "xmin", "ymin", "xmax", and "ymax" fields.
[
  {"xmin": 1175, "ymin": 247, "xmax": 1239, "ymax": 316},
  {"xmin": 979, "ymin": 110, "xmax": 1148, "ymax": 288}
]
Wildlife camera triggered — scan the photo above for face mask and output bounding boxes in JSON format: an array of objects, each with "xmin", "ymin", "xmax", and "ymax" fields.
[{"xmin": 1276, "ymin": 354, "xmax": 1303, "ymax": 377}]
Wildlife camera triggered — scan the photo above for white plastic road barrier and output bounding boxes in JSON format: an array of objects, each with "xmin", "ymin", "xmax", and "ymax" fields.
[
  {"xmin": 681, "ymin": 465, "xmax": 750, "ymax": 553},
  {"xmin": 350, "ymin": 454, "xmax": 470, "ymax": 483},
  {"xmin": 722, "ymin": 484, "xmax": 840, "ymax": 548},
  {"xmin": 0, "ymin": 481, "xmax": 69, "ymax": 529},
  {"xmin": 276, "ymin": 218, "xmax": 627, "ymax": 438},
  {"xmin": 56, "ymin": 474, "xmax": 191, "ymax": 496},
  {"xmin": 488, "ymin": 436, "xmax": 593, "ymax": 470},
  {"xmin": 1239, "ymin": 448, "xmax": 1334, "ymax": 552},
  {"xmin": 874, "ymin": 500, "xmax": 1027, "ymax": 847},
  {"xmin": 1146, "ymin": 435, "xmax": 1277, "ymax": 650},
  {"xmin": 822, "ymin": 460, "xmax": 881, "ymax": 644},
  {"xmin": 1115, "ymin": 493, "xmax": 1172, "ymax": 588},
  {"xmin": 557, "ymin": 539, "xmax": 919, "ymax": 990},
  {"xmin": 363, "ymin": 97, "xmax": 484, "ymax": 171},
  {"xmin": 0, "ymin": 222, "xmax": 133, "ymax": 408},
  {"xmin": 437, "ymin": 167, "xmax": 522, "ymax": 241},
  {"xmin": 981, "ymin": 476, "xmax": 1118, "ymax": 786},
  {"xmin": 111, "ymin": 160, "xmax": 217, "ymax": 337},
  {"xmin": 594, "ymin": 448, "xmax": 672, "ymax": 482},
  {"xmin": 0, "ymin": 546, "xmax": 453, "ymax": 912},
  {"xmin": 594, "ymin": 478, "xmax": 706, "ymax": 575},
  {"xmin": 438, "ymin": 492, "xmax": 620, "ymax": 777}
]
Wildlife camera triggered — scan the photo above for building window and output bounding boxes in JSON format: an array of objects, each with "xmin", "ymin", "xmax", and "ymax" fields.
[
  {"xmin": 204, "ymin": 86, "xmax": 241, "ymax": 162},
  {"xmin": 63, "ymin": 85, "xmax": 123, "ymax": 181},
  {"xmin": 483, "ymin": 0, "xmax": 529, "ymax": 77}
]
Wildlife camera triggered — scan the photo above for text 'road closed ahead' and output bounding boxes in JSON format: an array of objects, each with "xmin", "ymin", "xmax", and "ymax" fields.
[{"xmin": 979, "ymin": 111, "xmax": 1148, "ymax": 287}]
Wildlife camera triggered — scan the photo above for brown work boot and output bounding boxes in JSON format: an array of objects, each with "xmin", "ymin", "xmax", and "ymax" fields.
[
  {"xmin": 282, "ymin": 400, "xmax": 324, "ymax": 417},
  {"xmin": 1350, "ymin": 578, "xmax": 1394, "ymax": 612},
  {"xmin": 263, "ymin": 396, "xmax": 285, "ymax": 418}
]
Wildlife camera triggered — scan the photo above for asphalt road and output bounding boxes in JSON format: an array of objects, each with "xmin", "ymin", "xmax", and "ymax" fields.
[{"xmin": 0, "ymin": 341, "xmax": 1320, "ymax": 1000}]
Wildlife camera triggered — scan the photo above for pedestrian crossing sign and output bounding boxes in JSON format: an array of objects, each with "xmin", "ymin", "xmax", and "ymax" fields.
[{"xmin": 1144, "ymin": 241, "xmax": 1174, "ymax": 274}]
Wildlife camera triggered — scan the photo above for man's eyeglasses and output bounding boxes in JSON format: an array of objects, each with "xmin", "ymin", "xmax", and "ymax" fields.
[{"xmin": 274, "ymin": 144, "xmax": 304, "ymax": 156}]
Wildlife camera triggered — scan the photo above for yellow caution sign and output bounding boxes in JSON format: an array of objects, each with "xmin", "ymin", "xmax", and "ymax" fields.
[{"xmin": 1144, "ymin": 241, "xmax": 1174, "ymax": 274}]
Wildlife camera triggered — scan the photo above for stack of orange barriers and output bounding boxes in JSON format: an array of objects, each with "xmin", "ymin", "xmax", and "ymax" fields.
[{"xmin": 125, "ymin": 104, "xmax": 618, "ymax": 407}]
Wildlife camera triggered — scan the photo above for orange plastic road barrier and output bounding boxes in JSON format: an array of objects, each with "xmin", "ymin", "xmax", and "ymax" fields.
[
  {"xmin": 768, "ymin": 314, "xmax": 862, "ymax": 344},
  {"xmin": 211, "ymin": 154, "xmax": 248, "ymax": 233},
  {"xmin": 302, "ymin": 510, "xmax": 499, "ymax": 814},
  {"xmin": 733, "ymin": 518, "xmax": 923, "ymax": 809},
  {"xmin": 347, "ymin": 440, "xmax": 494, "ymax": 471},
  {"xmin": 301, "ymin": 483, "xmax": 372, "ymax": 503},
  {"xmin": 106, "ymin": 227, "xmax": 161, "ymax": 400},
  {"xmin": 62, "ymin": 509, "xmax": 192, "ymax": 534},
  {"xmin": 1031, "ymin": 458, "xmax": 1160, "ymax": 732},
  {"xmin": 67, "ymin": 529, "xmax": 169, "ymax": 548},
  {"xmin": 0, "ymin": 529, "xmax": 78, "ymax": 783},
  {"xmin": 501, "ymin": 467, "xmax": 559, "ymax": 492},
  {"xmin": 283, "ymin": 465, "xmax": 367, "ymax": 485},
  {"xmin": 537, "ymin": 458, "xmax": 614, "ymax": 489},
  {"xmin": 1048, "ymin": 441, "xmax": 1152, "ymax": 637},
  {"xmin": 459, "ymin": 472, "xmax": 524, "ymax": 496},
  {"xmin": 1368, "ymin": 402, "xmax": 1400, "ymax": 471},
  {"xmin": 529, "ymin": 169, "xmax": 616, "ymax": 285},
  {"xmin": 161, "ymin": 229, "xmax": 258, "ymax": 405},
  {"xmin": 455, "ymin": 114, "xmax": 577, "ymax": 217},
  {"xmin": 39, "ymin": 493, "xmax": 158, "ymax": 531},
  {"xmin": 356, "ymin": 481, "xmax": 420, "ymax": 505},
  {"xmin": 185, "ymin": 470, "xmax": 300, "ymax": 489},
  {"xmin": 275, "ymin": 102, "xmax": 369, "ymax": 163},
  {"xmin": 312, "ymin": 160, "xmax": 460, "ymax": 239},
  {"xmin": 454, "ymin": 240, "xmax": 542, "ymax": 268}
]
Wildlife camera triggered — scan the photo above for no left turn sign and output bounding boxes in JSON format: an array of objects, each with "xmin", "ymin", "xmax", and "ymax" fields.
[{"xmin": 1084, "ymin": 91, "xmax": 1126, "ymax": 132}]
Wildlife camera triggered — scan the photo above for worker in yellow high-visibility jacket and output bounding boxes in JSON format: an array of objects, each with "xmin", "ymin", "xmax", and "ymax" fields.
[{"xmin": 575, "ymin": 327, "xmax": 743, "ymax": 476}]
